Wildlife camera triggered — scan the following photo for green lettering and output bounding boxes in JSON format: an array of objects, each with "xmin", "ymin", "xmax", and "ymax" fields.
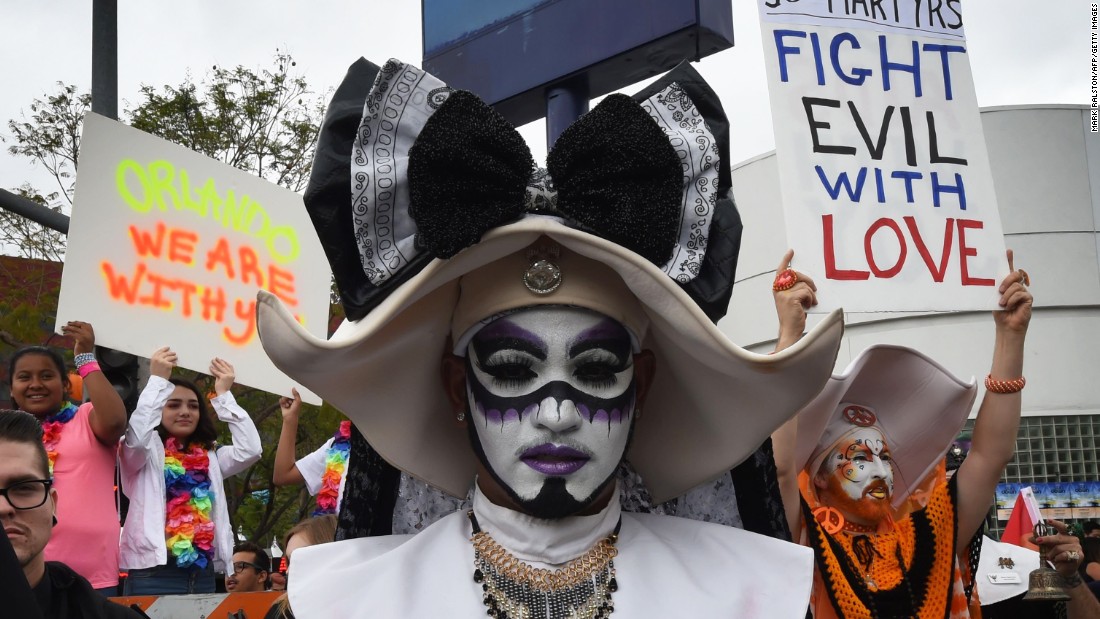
[
  {"xmin": 147, "ymin": 160, "xmax": 179, "ymax": 212},
  {"xmin": 178, "ymin": 169, "xmax": 208, "ymax": 217},
  {"xmin": 115, "ymin": 159, "xmax": 152, "ymax": 213},
  {"xmin": 267, "ymin": 225, "xmax": 301, "ymax": 264}
]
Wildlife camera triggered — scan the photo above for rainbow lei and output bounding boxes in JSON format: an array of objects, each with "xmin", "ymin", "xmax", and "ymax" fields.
[
  {"xmin": 41, "ymin": 402, "xmax": 79, "ymax": 476},
  {"xmin": 164, "ymin": 437, "xmax": 215, "ymax": 569},
  {"xmin": 313, "ymin": 420, "xmax": 352, "ymax": 516}
]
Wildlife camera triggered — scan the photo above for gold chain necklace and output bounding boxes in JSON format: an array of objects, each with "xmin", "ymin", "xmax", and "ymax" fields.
[{"xmin": 468, "ymin": 510, "xmax": 620, "ymax": 619}]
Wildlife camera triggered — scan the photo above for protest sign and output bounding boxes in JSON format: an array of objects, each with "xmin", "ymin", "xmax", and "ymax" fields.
[
  {"xmin": 57, "ymin": 113, "xmax": 329, "ymax": 404},
  {"xmin": 758, "ymin": 0, "xmax": 1008, "ymax": 312}
]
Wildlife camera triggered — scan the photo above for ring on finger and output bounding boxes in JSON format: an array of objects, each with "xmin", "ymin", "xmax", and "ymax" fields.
[
  {"xmin": 773, "ymin": 268, "xmax": 798, "ymax": 292},
  {"xmin": 1017, "ymin": 268, "xmax": 1030, "ymax": 286},
  {"xmin": 1068, "ymin": 550, "xmax": 1081, "ymax": 562}
]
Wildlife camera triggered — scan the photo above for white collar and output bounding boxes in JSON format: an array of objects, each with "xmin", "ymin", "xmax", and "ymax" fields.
[{"xmin": 471, "ymin": 479, "xmax": 621, "ymax": 566}]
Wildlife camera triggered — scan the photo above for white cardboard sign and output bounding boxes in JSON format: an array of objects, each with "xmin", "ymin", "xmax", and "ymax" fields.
[
  {"xmin": 758, "ymin": 0, "xmax": 1008, "ymax": 312},
  {"xmin": 57, "ymin": 113, "xmax": 329, "ymax": 404}
]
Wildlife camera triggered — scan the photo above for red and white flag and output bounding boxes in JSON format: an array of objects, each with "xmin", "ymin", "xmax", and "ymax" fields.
[{"xmin": 1001, "ymin": 486, "xmax": 1043, "ymax": 548}]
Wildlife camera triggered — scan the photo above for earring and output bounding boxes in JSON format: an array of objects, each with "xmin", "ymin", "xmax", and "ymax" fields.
[{"xmin": 456, "ymin": 411, "xmax": 466, "ymax": 422}]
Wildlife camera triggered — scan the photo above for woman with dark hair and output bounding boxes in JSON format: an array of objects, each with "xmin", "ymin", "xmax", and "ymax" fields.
[
  {"xmin": 7, "ymin": 321, "xmax": 127, "ymax": 594},
  {"xmin": 119, "ymin": 346, "xmax": 261, "ymax": 595}
]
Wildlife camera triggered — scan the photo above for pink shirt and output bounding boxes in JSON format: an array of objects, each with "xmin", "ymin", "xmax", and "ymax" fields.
[{"xmin": 43, "ymin": 402, "xmax": 120, "ymax": 588}]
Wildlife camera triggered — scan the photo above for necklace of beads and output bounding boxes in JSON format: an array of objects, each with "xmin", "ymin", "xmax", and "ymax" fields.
[
  {"xmin": 41, "ymin": 402, "xmax": 79, "ymax": 475},
  {"xmin": 468, "ymin": 510, "xmax": 620, "ymax": 619}
]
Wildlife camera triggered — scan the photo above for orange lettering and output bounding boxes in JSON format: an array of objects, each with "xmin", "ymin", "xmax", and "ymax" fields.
[
  {"xmin": 205, "ymin": 238, "xmax": 235, "ymax": 279},
  {"xmin": 200, "ymin": 286, "xmax": 227, "ymax": 323},
  {"xmin": 222, "ymin": 298, "xmax": 257, "ymax": 346},
  {"xmin": 238, "ymin": 245, "xmax": 264, "ymax": 286},
  {"xmin": 101, "ymin": 261, "xmax": 147, "ymax": 304},
  {"xmin": 268, "ymin": 264, "xmax": 298, "ymax": 307},
  {"xmin": 129, "ymin": 222, "xmax": 167, "ymax": 258},
  {"xmin": 139, "ymin": 272, "xmax": 175, "ymax": 309},
  {"xmin": 167, "ymin": 228, "xmax": 198, "ymax": 265}
]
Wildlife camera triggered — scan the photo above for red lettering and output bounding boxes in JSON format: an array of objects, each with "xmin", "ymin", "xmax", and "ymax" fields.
[
  {"xmin": 205, "ymin": 238, "xmax": 235, "ymax": 279},
  {"xmin": 100, "ymin": 261, "xmax": 146, "ymax": 304},
  {"xmin": 167, "ymin": 228, "xmax": 198, "ymax": 265},
  {"xmin": 238, "ymin": 245, "xmax": 264, "ymax": 286},
  {"xmin": 173, "ymin": 280, "xmax": 199, "ymax": 317},
  {"xmin": 957, "ymin": 219, "xmax": 995, "ymax": 286},
  {"xmin": 904, "ymin": 216, "xmax": 954, "ymax": 283},
  {"xmin": 223, "ymin": 298, "xmax": 257, "ymax": 346},
  {"xmin": 129, "ymin": 222, "xmax": 167, "ymax": 258},
  {"xmin": 200, "ymin": 286, "xmax": 227, "ymax": 323},
  {"xmin": 268, "ymin": 264, "xmax": 298, "ymax": 307},
  {"xmin": 864, "ymin": 218, "xmax": 906, "ymax": 278},
  {"xmin": 822, "ymin": 215, "xmax": 870, "ymax": 280}
]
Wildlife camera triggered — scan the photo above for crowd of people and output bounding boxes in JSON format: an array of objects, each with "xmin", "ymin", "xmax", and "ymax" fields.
[{"xmin": 2, "ymin": 54, "xmax": 1099, "ymax": 619}]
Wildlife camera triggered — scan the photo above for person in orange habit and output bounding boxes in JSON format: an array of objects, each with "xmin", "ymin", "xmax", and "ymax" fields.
[{"xmin": 771, "ymin": 249, "xmax": 1034, "ymax": 619}]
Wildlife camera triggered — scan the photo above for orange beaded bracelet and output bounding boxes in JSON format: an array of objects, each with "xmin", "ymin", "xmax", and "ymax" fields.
[{"xmin": 985, "ymin": 374, "xmax": 1026, "ymax": 394}]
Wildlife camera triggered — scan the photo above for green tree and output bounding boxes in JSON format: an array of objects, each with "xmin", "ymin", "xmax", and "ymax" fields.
[{"xmin": 2, "ymin": 52, "xmax": 339, "ymax": 546}]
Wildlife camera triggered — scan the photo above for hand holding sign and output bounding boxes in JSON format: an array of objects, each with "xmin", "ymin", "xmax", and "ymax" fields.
[
  {"xmin": 210, "ymin": 358, "xmax": 236, "ymax": 396},
  {"xmin": 773, "ymin": 249, "xmax": 818, "ymax": 352},
  {"xmin": 61, "ymin": 321, "xmax": 97, "ymax": 356},
  {"xmin": 279, "ymin": 388, "xmax": 302, "ymax": 423},
  {"xmin": 150, "ymin": 346, "xmax": 178, "ymax": 379}
]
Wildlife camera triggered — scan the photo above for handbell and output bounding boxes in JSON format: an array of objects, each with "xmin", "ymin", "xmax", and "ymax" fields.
[{"xmin": 1023, "ymin": 522, "xmax": 1071, "ymax": 602}]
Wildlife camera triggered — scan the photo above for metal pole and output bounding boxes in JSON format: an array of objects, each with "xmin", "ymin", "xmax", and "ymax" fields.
[
  {"xmin": 92, "ymin": 0, "xmax": 118, "ymax": 119},
  {"xmin": 545, "ymin": 75, "xmax": 589, "ymax": 148},
  {"xmin": 0, "ymin": 189, "xmax": 69, "ymax": 234}
]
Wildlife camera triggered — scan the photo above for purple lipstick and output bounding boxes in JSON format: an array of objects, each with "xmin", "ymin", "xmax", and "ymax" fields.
[{"xmin": 520, "ymin": 444, "xmax": 589, "ymax": 476}]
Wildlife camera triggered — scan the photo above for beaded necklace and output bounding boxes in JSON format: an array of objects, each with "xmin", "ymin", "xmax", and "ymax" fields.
[
  {"xmin": 313, "ymin": 420, "xmax": 352, "ymax": 516},
  {"xmin": 468, "ymin": 510, "xmax": 620, "ymax": 619},
  {"xmin": 41, "ymin": 401, "xmax": 79, "ymax": 475},
  {"xmin": 164, "ymin": 437, "xmax": 216, "ymax": 568}
]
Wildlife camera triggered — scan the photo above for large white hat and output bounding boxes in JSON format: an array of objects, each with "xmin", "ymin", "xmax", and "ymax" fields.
[
  {"xmin": 795, "ymin": 345, "xmax": 978, "ymax": 509},
  {"xmin": 257, "ymin": 58, "xmax": 845, "ymax": 503}
]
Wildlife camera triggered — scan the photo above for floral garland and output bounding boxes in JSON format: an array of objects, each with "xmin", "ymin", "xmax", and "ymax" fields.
[
  {"xmin": 313, "ymin": 420, "xmax": 352, "ymax": 516},
  {"xmin": 164, "ymin": 437, "xmax": 216, "ymax": 569},
  {"xmin": 41, "ymin": 402, "xmax": 79, "ymax": 476}
]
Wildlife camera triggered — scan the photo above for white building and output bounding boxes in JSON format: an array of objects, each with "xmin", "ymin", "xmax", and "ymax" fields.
[{"xmin": 721, "ymin": 104, "xmax": 1100, "ymax": 514}]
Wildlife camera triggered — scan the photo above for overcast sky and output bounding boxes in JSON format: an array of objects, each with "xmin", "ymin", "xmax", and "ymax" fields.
[{"xmin": 1, "ymin": 0, "xmax": 1088, "ymax": 206}]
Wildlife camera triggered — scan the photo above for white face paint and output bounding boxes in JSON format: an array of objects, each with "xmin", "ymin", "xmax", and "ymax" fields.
[
  {"xmin": 466, "ymin": 307, "xmax": 636, "ymax": 510},
  {"xmin": 818, "ymin": 426, "xmax": 895, "ymax": 525}
]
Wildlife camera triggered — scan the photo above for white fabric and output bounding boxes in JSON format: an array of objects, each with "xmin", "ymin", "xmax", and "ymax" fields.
[
  {"xmin": 351, "ymin": 59, "xmax": 449, "ymax": 285},
  {"xmin": 975, "ymin": 535, "xmax": 1041, "ymax": 605},
  {"xmin": 640, "ymin": 82, "xmax": 718, "ymax": 284},
  {"xmin": 288, "ymin": 486, "xmax": 814, "ymax": 618},
  {"xmin": 295, "ymin": 437, "xmax": 350, "ymax": 513},
  {"xmin": 119, "ymin": 375, "xmax": 262, "ymax": 572}
]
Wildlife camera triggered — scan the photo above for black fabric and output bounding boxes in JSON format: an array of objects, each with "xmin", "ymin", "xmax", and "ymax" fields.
[
  {"xmin": 730, "ymin": 438, "xmax": 792, "ymax": 541},
  {"xmin": 0, "ymin": 527, "xmax": 42, "ymax": 619},
  {"xmin": 408, "ymin": 90, "xmax": 534, "ymax": 258},
  {"xmin": 302, "ymin": 58, "xmax": 439, "ymax": 322},
  {"xmin": 38, "ymin": 562, "xmax": 141, "ymax": 619},
  {"xmin": 547, "ymin": 94, "xmax": 685, "ymax": 267},
  {"xmin": 335, "ymin": 423, "xmax": 401, "ymax": 540},
  {"xmin": 630, "ymin": 61, "xmax": 742, "ymax": 323}
]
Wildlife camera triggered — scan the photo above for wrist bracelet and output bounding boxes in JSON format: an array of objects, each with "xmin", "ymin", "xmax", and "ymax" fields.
[
  {"xmin": 74, "ymin": 352, "xmax": 97, "ymax": 368},
  {"xmin": 77, "ymin": 361, "xmax": 101, "ymax": 379},
  {"xmin": 1061, "ymin": 571, "xmax": 1084, "ymax": 588},
  {"xmin": 985, "ymin": 374, "xmax": 1026, "ymax": 394}
]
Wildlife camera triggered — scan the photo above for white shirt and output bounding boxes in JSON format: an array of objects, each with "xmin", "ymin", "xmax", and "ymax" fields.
[
  {"xmin": 119, "ymin": 375, "xmax": 262, "ymax": 572},
  {"xmin": 288, "ymin": 484, "xmax": 814, "ymax": 618},
  {"xmin": 295, "ymin": 437, "xmax": 350, "ymax": 512}
]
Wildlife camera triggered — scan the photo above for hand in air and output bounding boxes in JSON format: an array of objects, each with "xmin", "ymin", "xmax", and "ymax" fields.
[
  {"xmin": 279, "ymin": 388, "xmax": 302, "ymax": 422},
  {"xmin": 993, "ymin": 249, "xmax": 1033, "ymax": 334},
  {"xmin": 772, "ymin": 249, "xmax": 818, "ymax": 350},
  {"xmin": 209, "ymin": 358, "xmax": 236, "ymax": 396},
  {"xmin": 150, "ymin": 346, "xmax": 177, "ymax": 379},
  {"xmin": 62, "ymin": 321, "xmax": 97, "ymax": 355}
]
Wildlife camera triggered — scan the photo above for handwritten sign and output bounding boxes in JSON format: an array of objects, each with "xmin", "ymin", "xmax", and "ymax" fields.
[
  {"xmin": 758, "ymin": 0, "xmax": 1008, "ymax": 312},
  {"xmin": 57, "ymin": 113, "xmax": 328, "ymax": 404}
]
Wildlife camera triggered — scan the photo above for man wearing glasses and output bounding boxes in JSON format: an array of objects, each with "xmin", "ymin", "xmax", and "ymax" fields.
[
  {"xmin": 225, "ymin": 541, "xmax": 270, "ymax": 593},
  {"xmin": 0, "ymin": 410, "xmax": 139, "ymax": 618}
]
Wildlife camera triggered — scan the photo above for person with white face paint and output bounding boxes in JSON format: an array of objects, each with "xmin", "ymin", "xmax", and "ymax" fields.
[
  {"xmin": 257, "ymin": 57, "xmax": 847, "ymax": 618},
  {"xmin": 770, "ymin": 249, "xmax": 1035, "ymax": 619}
]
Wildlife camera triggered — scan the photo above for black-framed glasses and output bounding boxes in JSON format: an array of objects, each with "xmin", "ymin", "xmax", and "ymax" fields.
[
  {"xmin": 0, "ymin": 479, "xmax": 52, "ymax": 510},
  {"xmin": 231, "ymin": 561, "xmax": 267, "ymax": 575}
]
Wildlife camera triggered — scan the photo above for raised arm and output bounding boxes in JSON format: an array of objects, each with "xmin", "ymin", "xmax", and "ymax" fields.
[
  {"xmin": 272, "ymin": 388, "xmax": 307, "ymax": 486},
  {"xmin": 63, "ymin": 321, "xmax": 127, "ymax": 445},
  {"xmin": 208, "ymin": 358, "xmax": 262, "ymax": 477},
  {"xmin": 953, "ymin": 250, "xmax": 1033, "ymax": 547},
  {"xmin": 123, "ymin": 347, "xmax": 176, "ymax": 453},
  {"xmin": 769, "ymin": 249, "xmax": 819, "ymax": 535}
]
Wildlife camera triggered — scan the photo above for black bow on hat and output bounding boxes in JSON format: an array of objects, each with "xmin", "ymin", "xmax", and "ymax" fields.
[{"xmin": 304, "ymin": 58, "xmax": 743, "ymax": 323}]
